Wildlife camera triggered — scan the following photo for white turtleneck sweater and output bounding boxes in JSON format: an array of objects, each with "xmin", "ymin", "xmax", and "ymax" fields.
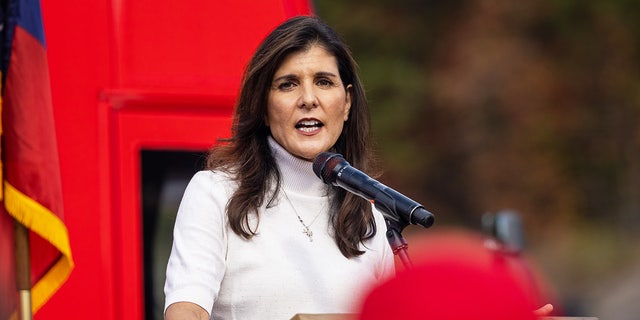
[{"xmin": 164, "ymin": 137, "xmax": 395, "ymax": 320}]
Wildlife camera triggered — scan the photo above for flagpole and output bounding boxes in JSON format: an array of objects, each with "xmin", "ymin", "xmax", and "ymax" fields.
[{"xmin": 14, "ymin": 221, "xmax": 33, "ymax": 320}]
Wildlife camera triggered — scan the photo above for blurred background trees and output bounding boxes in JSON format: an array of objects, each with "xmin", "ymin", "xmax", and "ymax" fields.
[{"xmin": 315, "ymin": 0, "xmax": 640, "ymax": 318}]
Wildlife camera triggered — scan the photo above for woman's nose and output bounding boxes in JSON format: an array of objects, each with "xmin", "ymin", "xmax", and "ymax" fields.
[{"xmin": 299, "ymin": 83, "xmax": 319, "ymax": 109}]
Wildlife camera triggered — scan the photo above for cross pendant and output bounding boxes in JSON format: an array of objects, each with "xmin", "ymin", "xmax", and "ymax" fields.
[{"xmin": 302, "ymin": 227, "xmax": 313, "ymax": 242}]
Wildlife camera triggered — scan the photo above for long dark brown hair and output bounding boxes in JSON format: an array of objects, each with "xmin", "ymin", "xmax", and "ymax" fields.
[{"xmin": 207, "ymin": 15, "xmax": 376, "ymax": 258}]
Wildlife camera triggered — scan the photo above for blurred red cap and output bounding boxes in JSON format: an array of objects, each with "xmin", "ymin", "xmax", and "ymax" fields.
[{"xmin": 358, "ymin": 228, "xmax": 543, "ymax": 320}]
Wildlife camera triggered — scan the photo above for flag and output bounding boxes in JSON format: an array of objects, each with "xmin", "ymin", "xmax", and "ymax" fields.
[{"xmin": 0, "ymin": 0, "xmax": 73, "ymax": 316}]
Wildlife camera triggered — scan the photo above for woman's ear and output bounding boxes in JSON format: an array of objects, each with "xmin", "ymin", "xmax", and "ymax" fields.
[{"xmin": 344, "ymin": 84, "xmax": 353, "ymax": 121}]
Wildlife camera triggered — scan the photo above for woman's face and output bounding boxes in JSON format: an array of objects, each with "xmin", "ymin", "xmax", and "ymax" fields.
[{"xmin": 266, "ymin": 44, "xmax": 351, "ymax": 161}]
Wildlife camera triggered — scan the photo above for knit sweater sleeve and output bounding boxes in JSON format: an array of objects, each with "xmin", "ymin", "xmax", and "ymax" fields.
[{"xmin": 164, "ymin": 170, "xmax": 231, "ymax": 317}]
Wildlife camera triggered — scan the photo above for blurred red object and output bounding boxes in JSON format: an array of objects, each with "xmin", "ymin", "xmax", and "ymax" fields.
[{"xmin": 358, "ymin": 227, "xmax": 555, "ymax": 320}]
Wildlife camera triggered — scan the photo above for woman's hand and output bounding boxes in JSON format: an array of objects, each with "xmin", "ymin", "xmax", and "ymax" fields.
[
  {"xmin": 533, "ymin": 303, "xmax": 554, "ymax": 317},
  {"xmin": 165, "ymin": 302, "xmax": 209, "ymax": 320}
]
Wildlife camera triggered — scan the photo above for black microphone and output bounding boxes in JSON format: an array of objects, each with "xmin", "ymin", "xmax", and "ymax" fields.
[{"xmin": 313, "ymin": 152, "xmax": 434, "ymax": 228}]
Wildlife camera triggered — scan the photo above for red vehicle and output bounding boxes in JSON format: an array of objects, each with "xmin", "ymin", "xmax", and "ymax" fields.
[{"xmin": 24, "ymin": 1, "xmax": 311, "ymax": 319}]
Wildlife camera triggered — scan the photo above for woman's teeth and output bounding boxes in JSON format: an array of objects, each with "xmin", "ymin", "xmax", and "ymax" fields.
[{"xmin": 296, "ymin": 120, "xmax": 323, "ymax": 132}]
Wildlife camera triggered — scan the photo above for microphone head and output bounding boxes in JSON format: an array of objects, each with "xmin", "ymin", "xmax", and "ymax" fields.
[{"xmin": 313, "ymin": 152, "xmax": 348, "ymax": 184}]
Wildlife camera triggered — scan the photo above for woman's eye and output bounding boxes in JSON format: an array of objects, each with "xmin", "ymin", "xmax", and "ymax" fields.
[
  {"xmin": 277, "ymin": 81, "xmax": 296, "ymax": 90},
  {"xmin": 317, "ymin": 79, "xmax": 334, "ymax": 87}
]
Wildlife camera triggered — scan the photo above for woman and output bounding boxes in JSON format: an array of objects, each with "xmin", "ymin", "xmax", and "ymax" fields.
[{"xmin": 164, "ymin": 15, "xmax": 395, "ymax": 320}]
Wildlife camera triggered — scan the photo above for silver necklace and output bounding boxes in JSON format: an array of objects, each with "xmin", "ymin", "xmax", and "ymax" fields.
[{"xmin": 282, "ymin": 190, "xmax": 324, "ymax": 242}]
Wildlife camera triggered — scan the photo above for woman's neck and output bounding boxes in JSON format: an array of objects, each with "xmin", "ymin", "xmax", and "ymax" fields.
[{"xmin": 268, "ymin": 136, "xmax": 327, "ymax": 196}]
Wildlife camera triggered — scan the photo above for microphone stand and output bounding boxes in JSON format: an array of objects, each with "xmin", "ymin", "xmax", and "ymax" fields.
[{"xmin": 384, "ymin": 217, "xmax": 413, "ymax": 269}]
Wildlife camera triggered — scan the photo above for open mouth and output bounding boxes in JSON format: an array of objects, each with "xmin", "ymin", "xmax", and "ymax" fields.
[{"xmin": 295, "ymin": 119, "xmax": 324, "ymax": 133}]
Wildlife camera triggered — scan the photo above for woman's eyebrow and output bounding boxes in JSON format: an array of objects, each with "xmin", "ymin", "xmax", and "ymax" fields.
[
  {"xmin": 273, "ymin": 71, "xmax": 339, "ymax": 82},
  {"xmin": 315, "ymin": 71, "xmax": 338, "ymax": 78},
  {"xmin": 272, "ymin": 74, "xmax": 297, "ymax": 82}
]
